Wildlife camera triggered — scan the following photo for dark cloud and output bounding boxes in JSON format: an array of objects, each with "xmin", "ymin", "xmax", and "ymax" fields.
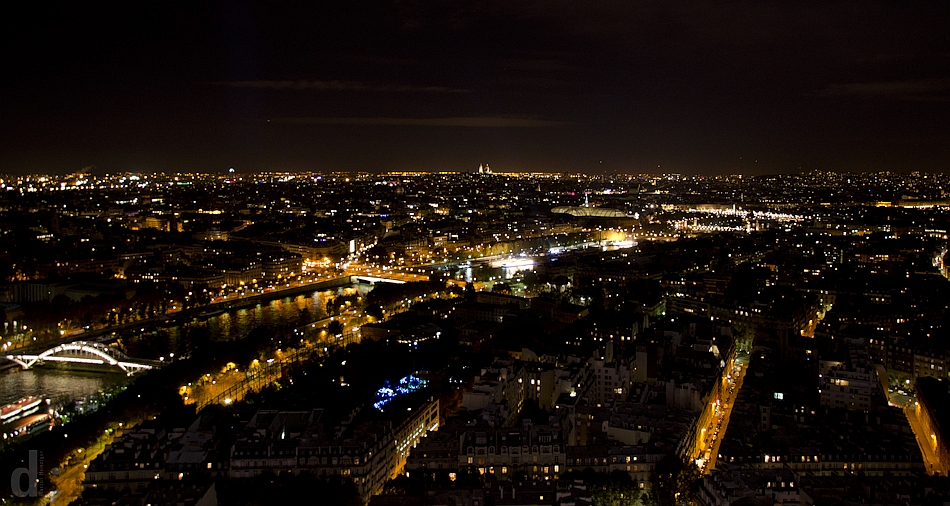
[
  {"xmin": 493, "ymin": 58, "xmax": 581, "ymax": 73},
  {"xmin": 275, "ymin": 116, "xmax": 571, "ymax": 127},
  {"xmin": 818, "ymin": 79, "xmax": 950, "ymax": 102},
  {"xmin": 210, "ymin": 80, "xmax": 470, "ymax": 93}
]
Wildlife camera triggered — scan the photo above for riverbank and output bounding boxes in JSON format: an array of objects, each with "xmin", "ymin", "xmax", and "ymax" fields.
[{"xmin": 5, "ymin": 276, "xmax": 359, "ymax": 356}]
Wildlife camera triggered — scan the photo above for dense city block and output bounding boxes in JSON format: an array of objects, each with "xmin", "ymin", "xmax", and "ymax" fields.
[{"xmin": 2, "ymin": 170, "xmax": 950, "ymax": 505}]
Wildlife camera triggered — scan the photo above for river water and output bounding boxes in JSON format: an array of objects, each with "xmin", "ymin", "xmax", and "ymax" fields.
[{"xmin": 0, "ymin": 285, "xmax": 367, "ymax": 408}]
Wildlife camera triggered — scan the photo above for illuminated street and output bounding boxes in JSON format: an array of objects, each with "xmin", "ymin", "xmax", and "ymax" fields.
[
  {"xmin": 904, "ymin": 399, "xmax": 947, "ymax": 476},
  {"xmin": 46, "ymin": 420, "xmax": 141, "ymax": 506},
  {"xmin": 689, "ymin": 352, "xmax": 749, "ymax": 474}
]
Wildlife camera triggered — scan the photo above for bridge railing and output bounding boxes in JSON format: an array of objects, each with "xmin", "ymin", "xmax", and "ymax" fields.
[{"xmin": 5, "ymin": 341, "xmax": 159, "ymax": 375}]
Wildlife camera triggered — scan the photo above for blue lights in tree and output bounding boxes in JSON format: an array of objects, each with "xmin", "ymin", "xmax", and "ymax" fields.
[{"xmin": 373, "ymin": 375, "xmax": 428, "ymax": 410}]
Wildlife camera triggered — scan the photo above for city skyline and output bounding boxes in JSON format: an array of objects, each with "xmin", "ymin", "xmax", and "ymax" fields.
[
  {"xmin": 3, "ymin": 1, "xmax": 950, "ymax": 176},
  {"xmin": 2, "ymin": 169, "xmax": 950, "ymax": 503}
]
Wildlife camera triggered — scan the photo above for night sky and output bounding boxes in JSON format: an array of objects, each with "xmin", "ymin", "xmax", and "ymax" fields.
[{"xmin": 3, "ymin": 1, "xmax": 949, "ymax": 175}]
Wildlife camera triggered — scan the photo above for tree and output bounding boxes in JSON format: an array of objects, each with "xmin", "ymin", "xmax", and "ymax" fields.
[
  {"xmin": 365, "ymin": 304, "xmax": 384, "ymax": 320},
  {"xmin": 646, "ymin": 455, "xmax": 699, "ymax": 506},
  {"xmin": 328, "ymin": 320, "xmax": 344, "ymax": 337},
  {"xmin": 492, "ymin": 282, "xmax": 512, "ymax": 295},
  {"xmin": 591, "ymin": 471, "xmax": 642, "ymax": 506},
  {"xmin": 562, "ymin": 469, "xmax": 641, "ymax": 506}
]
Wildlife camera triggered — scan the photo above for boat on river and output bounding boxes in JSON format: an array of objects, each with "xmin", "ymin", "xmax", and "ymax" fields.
[
  {"xmin": 0, "ymin": 396, "xmax": 43, "ymax": 425},
  {"xmin": 2, "ymin": 412, "xmax": 53, "ymax": 440},
  {"xmin": 1, "ymin": 397, "xmax": 50, "ymax": 440}
]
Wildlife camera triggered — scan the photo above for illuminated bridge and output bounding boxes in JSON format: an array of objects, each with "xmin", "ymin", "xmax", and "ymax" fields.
[
  {"xmin": 5, "ymin": 341, "xmax": 159, "ymax": 375},
  {"xmin": 353, "ymin": 276, "xmax": 406, "ymax": 285}
]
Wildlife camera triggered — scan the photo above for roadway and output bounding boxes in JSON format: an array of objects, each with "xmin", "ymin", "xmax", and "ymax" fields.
[
  {"xmin": 689, "ymin": 352, "xmax": 749, "ymax": 474},
  {"xmin": 901, "ymin": 397, "xmax": 947, "ymax": 476},
  {"xmin": 47, "ymin": 428, "xmax": 116, "ymax": 506}
]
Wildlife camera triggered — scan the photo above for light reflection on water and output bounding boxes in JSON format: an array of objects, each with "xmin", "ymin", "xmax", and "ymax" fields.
[
  {"xmin": 200, "ymin": 288, "xmax": 354, "ymax": 339},
  {"xmin": 0, "ymin": 285, "xmax": 367, "ymax": 408},
  {"xmin": 460, "ymin": 264, "xmax": 526, "ymax": 283},
  {"xmin": 122, "ymin": 288, "xmax": 360, "ymax": 358},
  {"xmin": 0, "ymin": 368, "xmax": 128, "ymax": 407}
]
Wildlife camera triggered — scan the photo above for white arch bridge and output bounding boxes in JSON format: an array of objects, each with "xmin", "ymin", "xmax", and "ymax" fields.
[{"xmin": 5, "ymin": 341, "xmax": 160, "ymax": 375}]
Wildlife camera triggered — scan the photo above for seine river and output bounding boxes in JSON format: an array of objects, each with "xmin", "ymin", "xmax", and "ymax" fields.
[{"xmin": 0, "ymin": 285, "xmax": 368, "ymax": 408}]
